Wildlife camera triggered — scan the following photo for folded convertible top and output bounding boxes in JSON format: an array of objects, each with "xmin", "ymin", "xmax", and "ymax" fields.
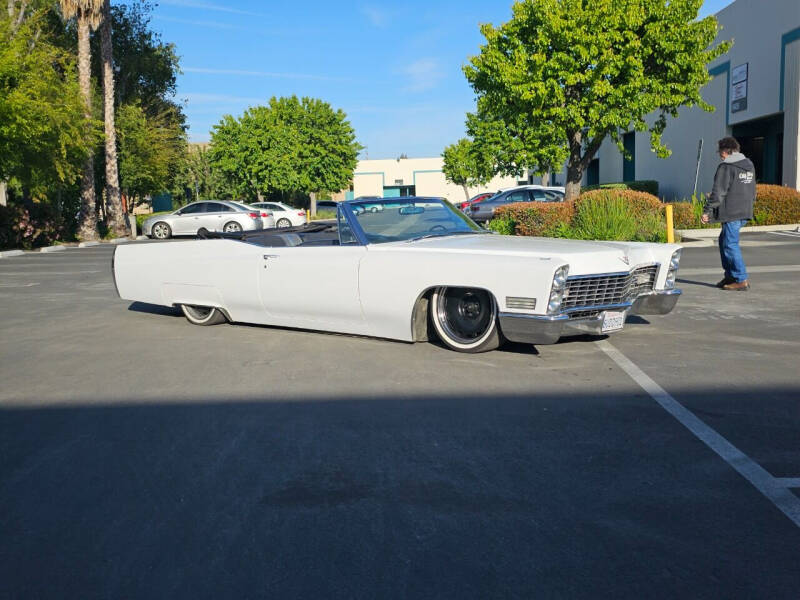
[{"xmin": 195, "ymin": 221, "xmax": 339, "ymax": 247}]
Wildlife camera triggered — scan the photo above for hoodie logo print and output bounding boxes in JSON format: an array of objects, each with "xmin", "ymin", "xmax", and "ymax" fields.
[{"xmin": 739, "ymin": 171, "xmax": 754, "ymax": 184}]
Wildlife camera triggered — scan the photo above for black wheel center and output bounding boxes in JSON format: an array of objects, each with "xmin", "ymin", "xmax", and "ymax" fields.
[{"xmin": 459, "ymin": 298, "xmax": 482, "ymax": 319}]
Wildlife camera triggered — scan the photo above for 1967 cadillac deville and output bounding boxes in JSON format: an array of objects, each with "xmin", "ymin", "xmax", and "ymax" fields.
[{"xmin": 113, "ymin": 197, "xmax": 682, "ymax": 353}]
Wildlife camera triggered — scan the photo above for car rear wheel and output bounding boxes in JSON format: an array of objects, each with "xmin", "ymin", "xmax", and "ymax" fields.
[
  {"xmin": 276, "ymin": 218, "xmax": 291, "ymax": 228},
  {"xmin": 180, "ymin": 304, "xmax": 227, "ymax": 326},
  {"xmin": 430, "ymin": 287, "xmax": 501, "ymax": 353},
  {"xmin": 223, "ymin": 221, "xmax": 242, "ymax": 233},
  {"xmin": 151, "ymin": 222, "xmax": 171, "ymax": 239}
]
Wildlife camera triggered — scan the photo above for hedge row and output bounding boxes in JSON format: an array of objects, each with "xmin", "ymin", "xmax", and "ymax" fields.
[
  {"xmin": 490, "ymin": 184, "xmax": 800, "ymax": 242},
  {"xmin": 581, "ymin": 180, "xmax": 659, "ymax": 196},
  {"xmin": 668, "ymin": 184, "xmax": 800, "ymax": 229},
  {"xmin": 492, "ymin": 190, "xmax": 668, "ymax": 242}
]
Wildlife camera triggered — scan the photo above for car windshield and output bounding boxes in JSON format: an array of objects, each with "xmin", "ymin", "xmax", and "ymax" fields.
[{"xmin": 349, "ymin": 198, "xmax": 486, "ymax": 243}]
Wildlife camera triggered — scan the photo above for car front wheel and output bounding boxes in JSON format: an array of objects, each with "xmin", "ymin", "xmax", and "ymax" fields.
[
  {"xmin": 276, "ymin": 218, "xmax": 291, "ymax": 228},
  {"xmin": 151, "ymin": 222, "xmax": 171, "ymax": 239},
  {"xmin": 430, "ymin": 287, "xmax": 501, "ymax": 353},
  {"xmin": 223, "ymin": 221, "xmax": 242, "ymax": 233},
  {"xmin": 180, "ymin": 304, "xmax": 227, "ymax": 326}
]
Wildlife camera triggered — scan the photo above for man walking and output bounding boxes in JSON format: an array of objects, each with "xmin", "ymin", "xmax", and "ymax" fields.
[{"xmin": 702, "ymin": 137, "xmax": 756, "ymax": 291}]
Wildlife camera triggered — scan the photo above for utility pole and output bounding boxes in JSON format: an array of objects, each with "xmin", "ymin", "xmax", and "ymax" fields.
[{"xmin": 693, "ymin": 139, "xmax": 703, "ymax": 196}]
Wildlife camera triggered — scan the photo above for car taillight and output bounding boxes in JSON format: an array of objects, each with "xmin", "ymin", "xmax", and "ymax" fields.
[
  {"xmin": 249, "ymin": 212, "xmax": 259, "ymax": 218},
  {"xmin": 298, "ymin": 211, "xmax": 305, "ymax": 216},
  {"xmin": 260, "ymin": 212, "xmax": 272, "ymax": 218}
]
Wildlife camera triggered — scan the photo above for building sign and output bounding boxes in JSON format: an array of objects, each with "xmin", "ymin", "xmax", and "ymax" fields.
[{"xmin": 731, "ymin": 63, "xmax": 748, "ymax": 113}]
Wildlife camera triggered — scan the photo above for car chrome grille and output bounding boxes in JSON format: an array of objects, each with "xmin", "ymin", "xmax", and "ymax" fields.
[{"xmin": 563, "ymin": 265, "xmax": 658, "ymax": 311}]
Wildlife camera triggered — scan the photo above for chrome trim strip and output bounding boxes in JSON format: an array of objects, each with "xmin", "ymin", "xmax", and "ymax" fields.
[
  {"xmin": 499, "ymin": 312, "xmax": 569, "ymax": 323},
  {"xmin": 566, "ymin": 262, "xmax": 660, "ymax": 280},
  {"xmin": 562, "ymin": 301, "xmax": 633, "ymax": 314}
]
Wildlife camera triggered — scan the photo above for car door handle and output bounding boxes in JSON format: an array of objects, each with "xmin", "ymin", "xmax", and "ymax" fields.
[{"xmin": 263, "ymin": 255, "xmax": 278, "ymax": 260}]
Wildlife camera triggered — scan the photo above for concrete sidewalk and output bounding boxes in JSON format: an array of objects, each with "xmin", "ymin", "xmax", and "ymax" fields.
[{"xmin": 678, "ymin": 223, "xmax": 799, "ymax": 247}]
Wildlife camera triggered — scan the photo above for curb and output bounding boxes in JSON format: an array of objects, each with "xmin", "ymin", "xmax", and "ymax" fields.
[
  {"xmin": 679, "ymin": 239, "xmax": 716, "ymax": 248},
  {"xmin": 678, "ymin": 223, "xmax": 799, "ymax": 240},
  {"xmin": 136, "ymin": 235, "xmax": 148, "ymax": 240},
  {"xmin": 78, "ymin": 241, "xmax": 101, "ymax": 247},
  {"xmin": 110, "ymin": 237, "xmax": 130, "ymax": 244},
  {"xmin": 40, "ymin": 245, "xmax": 66, "ymax": 253},
  {"xmin": 0, "ymin": 249, "xmax": 25, "ymax": 258}
]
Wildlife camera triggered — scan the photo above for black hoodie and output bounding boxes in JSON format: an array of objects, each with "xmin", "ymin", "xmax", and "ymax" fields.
[{"xmin": 704, "ymin": 152, "xmax": 755, "ymax": 222}]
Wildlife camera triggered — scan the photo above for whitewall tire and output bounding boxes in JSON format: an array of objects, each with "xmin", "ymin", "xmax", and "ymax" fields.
[
  {"xmin": 180, "ymin": 304, "xmax": 227, "ymax": 326},
  {"xmin": 430, "ymin": 287, "xmax": 501, "ymax": 353}
]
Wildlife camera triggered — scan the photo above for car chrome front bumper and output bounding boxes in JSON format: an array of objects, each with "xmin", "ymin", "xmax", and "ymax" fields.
[{"xmin": 498, "ymin": 289, "xmax": 681, "ymax": 345}]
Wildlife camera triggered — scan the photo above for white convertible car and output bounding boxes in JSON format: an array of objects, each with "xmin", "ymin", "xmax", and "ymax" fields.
[{"xmin": 113, "ymin": 197, "xmax": 682, "ymax": 353}]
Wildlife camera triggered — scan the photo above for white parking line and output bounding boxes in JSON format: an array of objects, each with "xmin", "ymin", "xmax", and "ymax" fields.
[
  {"xmin": 597, "ymin": 340, "xmax": 800, "ymax": 528},
  {"xmin": 678, "ymin": 265, "xmax": 800, "ymax": 275},
  {"xmin": 776, "ymin": 478, "xmax": 800, "ymax": 488},
  {"xmin": 769, "ymin": 231, "xmax": 800, "ymax": 238}
]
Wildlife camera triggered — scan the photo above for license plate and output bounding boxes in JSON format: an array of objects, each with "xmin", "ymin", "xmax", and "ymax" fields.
[{"xmin": 602, "ymin": 311, "xmax": 626, "ymax": 333}]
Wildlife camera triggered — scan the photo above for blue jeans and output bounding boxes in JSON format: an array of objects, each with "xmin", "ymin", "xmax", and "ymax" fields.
[{"xmin": 718, "ymin": 219, "xmax": 749, "ymax": 282}]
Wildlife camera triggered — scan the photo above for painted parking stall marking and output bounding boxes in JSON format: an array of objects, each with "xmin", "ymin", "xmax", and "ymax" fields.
[
  {"xmin": 678, "ymin": 265, "xmax": 800, "ymax": 275},
  {"xmin": 597, "ymin": 340, "xmax": 800, "ymax": 528}
]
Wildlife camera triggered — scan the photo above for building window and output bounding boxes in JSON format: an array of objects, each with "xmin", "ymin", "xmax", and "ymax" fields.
[{"xmin": 394, "ymin": 179, "xmax": 403, "ymax": 185}]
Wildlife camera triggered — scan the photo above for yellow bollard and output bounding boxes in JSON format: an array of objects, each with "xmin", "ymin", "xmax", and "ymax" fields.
[
  {"xmin": 665, "ymin": 204, "xmax": 675, "ymax": 243},
  {"xmin": 306, "ymin": 209, "xmax": 310, "ymax": 223}
]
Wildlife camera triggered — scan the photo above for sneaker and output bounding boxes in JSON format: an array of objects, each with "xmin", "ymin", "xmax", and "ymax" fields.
[
  {"xmin": 722, "ymin": 279, "xmax": 750, "ymax": 291},
  {"xmin": 716, "ymin": 276, "xmax": 735, "ymax": 288}
]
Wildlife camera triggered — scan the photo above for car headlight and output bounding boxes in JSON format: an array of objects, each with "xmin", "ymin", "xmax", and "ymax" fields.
[
  {"xmin": 548, "ymin": 265, "xmax": 569, "ymax": 314},
  {"xmin": 665, "ymin": 249, "xmax": 681, "ymax": 289}
]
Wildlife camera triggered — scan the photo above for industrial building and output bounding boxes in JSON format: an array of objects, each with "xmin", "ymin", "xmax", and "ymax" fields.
[
  {"xmin": 342, "ymin": 157, "xmax": 520, "ymax": 203},
  {"xmin": 576, "ymin": 0, "xmax": 799, "ymax": 199}
]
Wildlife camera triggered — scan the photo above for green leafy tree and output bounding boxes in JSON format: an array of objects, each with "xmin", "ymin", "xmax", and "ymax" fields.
[
  {"xmin": 442, "ymin": 138, "xmax": 492, "ymax": 200},
  {"xmin": 174, "ymin": 144, "xmax": 237, "ymax": 202},
  {"xmin": 116, "ymin": 100, "xmax": 186, "ymax": 206},
  {"xmin": 0, "ymin": 9, "xmax": 95, "ymax": 198},
  {"xmin": 209, "ymin": 96, "xmax": 361, "ymax": 209},
  {"xmin": 91, "ymin": 0, "xmax": 180, "ymax": 110},
  {"xmin": 464, "ymin": 0, "xmax": 730, "ymax": 200}
]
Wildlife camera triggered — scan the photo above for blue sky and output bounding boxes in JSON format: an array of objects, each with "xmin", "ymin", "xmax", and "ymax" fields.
[{"xmin": 141, "ymin": 0, "xmax": 735, "ymax": 159}]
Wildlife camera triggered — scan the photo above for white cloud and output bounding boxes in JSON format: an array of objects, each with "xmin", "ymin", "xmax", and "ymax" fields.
[
  {"xmin": 181, "ymin": 93, "xmax": 266, "ymax": 105},
  {"xmin": 361, "ymin": 4, "xmax": 389, "ymax": 27},
  {"xmin": 158, "ymin": 0, "xmax": 269, "ymax": 17},
  {"xmin": 401, "ymin": 58, "xmax": 444, "ymax": 92},
  {"xmin": 183, "ymin": 67, "xmax": 352, "ymax": 83},
  {"xmin": 154, "ymin": 15, "xmax": 245, "ymax": 30}
]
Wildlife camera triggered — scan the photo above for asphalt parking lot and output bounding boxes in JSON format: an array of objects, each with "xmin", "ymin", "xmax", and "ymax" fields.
[{"xmin": 1, "ymin": 231, "xmax": 799, "ymax": 599}]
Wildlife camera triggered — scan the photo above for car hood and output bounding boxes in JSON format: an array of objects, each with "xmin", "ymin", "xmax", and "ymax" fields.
[{"xmin": 372, "ymin": 233, "xmax": 668, "ymax": 275}]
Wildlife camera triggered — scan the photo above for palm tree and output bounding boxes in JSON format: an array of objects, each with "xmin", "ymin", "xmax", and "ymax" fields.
[
  {"xmin": 99, "ymin": 0, "xmax": 127, "ymax": 237},
  {"xmin": 59, "ymin": 0, "xmax": 102, "ymax": 241}
]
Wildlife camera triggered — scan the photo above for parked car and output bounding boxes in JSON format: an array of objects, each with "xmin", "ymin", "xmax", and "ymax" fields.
[
  {"xmin": 116, "ymin": 197, "xmax": 682, "ymax": 353},
  {"xmin": 470, "ymin": 186, "xmax": 563, "ymax": 223},
  {"xmin": 354, "ymin": 196, "xmax": 384, "ymax": 213},
  {"xmin": 142, "ymin": 200, "xmax": 271, "ymax": 239},
  {"xmin": 456, "ymin": 192, "xmax": 493, "ymax": 212},
  {"xmin": 251, "ymin": 202, "xmax": 307, "ymax": 228},
  {"xmin": 316, "ymin": 200, "xmax": 339, "ymax": 211}
]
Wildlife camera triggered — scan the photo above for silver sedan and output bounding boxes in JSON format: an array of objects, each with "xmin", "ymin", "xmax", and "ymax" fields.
[{"xmin": 143, "ymin": 201, "xmax": 272, "ymax": 239}]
